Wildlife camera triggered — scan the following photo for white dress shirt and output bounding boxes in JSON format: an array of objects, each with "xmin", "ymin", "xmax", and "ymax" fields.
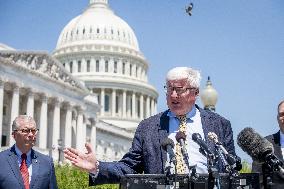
[{"xmin": 166, "ymin": 106, "xmax": 208, "ymax": 174}]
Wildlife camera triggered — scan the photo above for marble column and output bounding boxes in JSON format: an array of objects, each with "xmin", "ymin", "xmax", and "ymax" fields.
[
  {"xmin": 139, "ymin": 94, "xmax": 144, "ymax": 120},
  {"xmin": 150, "ymin": 98, "xmax": 154, "ymax": 116},
  {"xmin": 64, "ymin": 104, "xmax": 72, "ymax": 148},
  {"xmin": 51, "ymin": 99, "xmax": 61, "ymax": 160},
  {"xmin": 39, "ymin": 95, "xmax": 48, "ymax": 149},
  {"xmin": 132, "ymin": 92, "xmax": 136, "ymax": 119},
  {"xmin": 26, "ymin": 90, "xmax": 34, "ymax": 117},
  {"xmin": 0, "ymin": 81, "xmax": 4, "ymax": 146},
  {"xmin": 73, "ymin": 59, "xmax": 78, "ymax": 73},
  {"xmin": 81, "ymin": 58, "xmax": 86, "ymax": 73},
  {"xmin": 76, "ymin": 109, "xmax": 84, "ymax": 150},
  {"xmin": 9, "ymin": 86, "xmax": 19, "ymax": 145},
  {"xmin": 100, "ymin": 88, "xmax": 105, "ymax": 116},
  {"xmin": 122, "ymin": 90, "xmax": 126, "ymax": 118},
  {"xmin": 146, "ymin": 96, "xmax": 150, "ymax": 118},
  {"xmin": 111, "ymin": 89, "xmax": 116, "ymax": 116},
  {"xmin": 90, "ymin": 119, "xmax": 96, "ymax": 149}
]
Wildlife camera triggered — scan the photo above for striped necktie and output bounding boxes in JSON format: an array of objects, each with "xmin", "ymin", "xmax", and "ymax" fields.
[
  {"xmin": 20, "ymin": 153, "xmax": 29, "ymax": 189},
  {"xmin": 175, "ymin": 115, "xmax": 187, "ymax": 174}
]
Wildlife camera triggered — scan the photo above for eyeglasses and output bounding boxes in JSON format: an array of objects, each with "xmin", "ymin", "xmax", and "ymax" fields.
[
  {"xmin": 164, "ymin": 86, "xmax": 197, "ymax": 96},
  {"xmin": 14, "ymin": 128, "xmax": 39, "ymax": 135}
]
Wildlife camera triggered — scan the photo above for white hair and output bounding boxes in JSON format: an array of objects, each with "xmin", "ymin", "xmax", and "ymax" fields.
[
  {"xmin": 12, "ymin": 115, "xmax": 36, "ymax": 131},
  {"xmin": 166, "ymin": 67, "xmax": 201, "ymax": 88}
]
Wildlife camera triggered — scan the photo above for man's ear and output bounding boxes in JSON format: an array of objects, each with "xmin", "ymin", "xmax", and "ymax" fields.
[{"xmin": 12, "ymin": 131, "xmax": 16, "ymax": 139}]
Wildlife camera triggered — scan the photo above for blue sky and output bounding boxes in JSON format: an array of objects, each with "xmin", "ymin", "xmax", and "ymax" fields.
[{"xmin": 0, "ymin": 0, "xmax": 284, "ymax": 162}]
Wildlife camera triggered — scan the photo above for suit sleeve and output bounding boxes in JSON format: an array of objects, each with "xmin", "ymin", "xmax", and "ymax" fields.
[
  {"xmin": 49, "ymin": 158, "xmax": 58, "ymax": 189},
  {"xmin": 89, "ymin": 123, "xmax": 145, "ymax": 185},
  {"xmin": 221, "ymin": 117, "xmax": 236, "ymax": 156}
]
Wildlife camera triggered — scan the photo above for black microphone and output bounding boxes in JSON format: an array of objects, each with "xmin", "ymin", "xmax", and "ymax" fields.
[
  {"xmin": 192, "ymin": 133, "xmax": 214, "ymax": 156},
  {"xmin": 237, "ymin": 127, "xmax": 284, "ymax": 178},
  {"xmin": 175, "ymin": 131, "xmax": 188, "ymax": 157},
  {"xmin": 161, "ymin": 138, "xmax": 177, "ymax": 165}
]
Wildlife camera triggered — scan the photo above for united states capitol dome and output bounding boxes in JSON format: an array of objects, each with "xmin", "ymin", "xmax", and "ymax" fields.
[
  {"xmin": 55, "ymin": 0, "xmax": 140, "ymax": 53},
  {"xmin": 53, "ymin": 0, "xmax": 158, "ymax": 132}
]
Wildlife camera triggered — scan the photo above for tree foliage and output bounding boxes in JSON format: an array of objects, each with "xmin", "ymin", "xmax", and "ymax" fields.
[
  {"xmin": 55, "ymin": 164, "xmax": 119, "ymax": 189},
  {"xmin": 239, "ymin": 160, "xmax": 252, "ymax": 173}
]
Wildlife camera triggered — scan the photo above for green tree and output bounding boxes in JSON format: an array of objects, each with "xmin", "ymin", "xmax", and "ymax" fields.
[
  {"xmin": 55, "ymin": 164, "xmax": 119, "ymax": 189},
  {"xmin": 239, "ymin": 160, "xmax": 252, "ymax": 173}
]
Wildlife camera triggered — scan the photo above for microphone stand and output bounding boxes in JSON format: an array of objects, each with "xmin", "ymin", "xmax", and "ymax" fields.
[
  {"xmin": 200, "ymin": 148, "xmax": 220, "ymax": 189},
  {"xmin": 165, "ymin": 158, "xmax": 177, "ymax": 189}
]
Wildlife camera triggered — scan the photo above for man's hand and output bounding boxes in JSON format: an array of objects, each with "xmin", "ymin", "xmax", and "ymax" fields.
[{"xmin": 63, "ymin": 143, "xmax": 98, "ymax": 173}]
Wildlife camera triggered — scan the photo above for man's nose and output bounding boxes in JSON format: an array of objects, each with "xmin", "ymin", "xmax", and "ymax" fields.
[{"xmin": 170, "ymin": 90, "xmax": 178, "ymax": 98}]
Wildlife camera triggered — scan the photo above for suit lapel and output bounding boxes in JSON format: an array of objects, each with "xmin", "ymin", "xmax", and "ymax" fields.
[
  {"xmin": 272, "ymin": 131, "xmax": 283, "ymax": 161},
  {"xmin": 29, "ymin": 149, "xmax": 39, "ymax": 189},
  {"xmin": 199, "ymin": 107, "xmax": 215, "ymax": 151},
  {"xmin": 7, "ymin": 145, "xmax": 24, "ymax": 188},
  {"xmin": 158, "ymin": 110, "xmax": 170, "ymax": 173}
]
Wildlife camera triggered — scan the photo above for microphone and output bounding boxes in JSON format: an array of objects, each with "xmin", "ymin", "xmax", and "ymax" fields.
[
  {"xmin": 237, "ymin": 127, "xmax": 284, "ymax": 178},
  {"xmin": 175, "ymin": 131, "xmax": 188, "ymax": 157},
  {"xmin": 161, "ymin": 138, "xmax": 177, "ymax": 165},
  {"xmin": 208, "ymin": 132, "xmax": 242, "ymax": 172},
  {"xmin": 175, "ymin": 131, "xmax": 190, "ymax": 170},
  {"xmin": 192, "ymin": 133, "xmax": 214, "ymax": 157}
]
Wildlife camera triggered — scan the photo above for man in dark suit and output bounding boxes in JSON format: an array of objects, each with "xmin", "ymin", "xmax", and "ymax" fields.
[
  {"xmin": 252, "ymin": 100, "xmax": 284, "ymax": 188},
  {"xmin": 64, "ymin": 67, "xmax": 236, "ymax": 185},
  {"xmin": 0, "ymin": 115, "xmax": 58, "ymax": 189}
]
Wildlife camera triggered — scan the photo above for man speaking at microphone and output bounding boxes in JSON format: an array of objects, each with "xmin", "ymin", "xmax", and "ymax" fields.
[{"xmin": 64, "ymin": 67, "xmax": 236, "ymax": 185}]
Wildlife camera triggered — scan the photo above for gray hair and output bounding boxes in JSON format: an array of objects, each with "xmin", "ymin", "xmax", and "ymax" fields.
[
  {"xmin": 12, "ymin": 115, "xmax": 36, "ymax": 131},
  {"xmin": 166, "ymin": 67, "xmax": 201, "ymax": 88}
]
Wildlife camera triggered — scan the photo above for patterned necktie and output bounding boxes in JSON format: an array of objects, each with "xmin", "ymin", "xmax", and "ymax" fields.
[
  {"xmin": 20, "ymin": 153, "xmax": 29, "ymax": 189},
  {"xmin": 175, "ymin": 115, "xmax": 187, "ymax": 174}
]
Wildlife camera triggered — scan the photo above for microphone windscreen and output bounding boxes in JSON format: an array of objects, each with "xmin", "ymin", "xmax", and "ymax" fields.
[
  {"xmin": 176, "ymin": 131, "xmax": 186, "ymax": 141},
  {"xmin": 237, "ymin": 127, "xmax": 274, "ymax": 162},
  {"xmin": 208, "ymin": 132, "xmax": 218, "ymax": 144},
  {"xmin": 161, "ymin": 138, "xmax": 175, "ymax": 151},
  {"xmin": 192, "ymin": 133, "xmax": 202, "ymax": 142}
]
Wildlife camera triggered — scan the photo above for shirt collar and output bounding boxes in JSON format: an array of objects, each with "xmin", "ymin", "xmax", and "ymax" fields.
[
  {"xmin": 280, "ymin": 130, "xmax": 284, "ymax": 146},
  {"xmin": 167, "ymin": 105, "xmax": 197, "ymax": 119},
  {"xmin": 14, "ymin": 145, "xmax": 32, "ymax": 160}
]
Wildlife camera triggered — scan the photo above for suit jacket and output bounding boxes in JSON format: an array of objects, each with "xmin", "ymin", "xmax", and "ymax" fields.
[
  {"xmin": 252, "ymin": 131, "xmax": 284, "ymax": 189},
  {"xmin": 90, "ymin": 105, "xmax": 236, "ymax": 185},
  {"xmin": 0, "ymin": 145, "xmax": 58, "ymax": 189}
]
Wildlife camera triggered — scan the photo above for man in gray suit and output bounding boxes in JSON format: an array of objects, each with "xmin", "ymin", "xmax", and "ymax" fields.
[
  {"xmin": 252, "ymin": 100, "xmax": 284, "ymax": 188},
  {"xmin": 64, "ymin": 67, "xmax": 236, "ymax": 185},
  {"xmin": 0, "ymin": 115, "xmax": 58, "ymax": 189}
]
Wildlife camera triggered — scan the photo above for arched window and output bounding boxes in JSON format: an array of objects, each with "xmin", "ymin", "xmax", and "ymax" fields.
[
  {"xmin": 70, "ymin": 61, "xmax": 73, "ymax": 73},
  {"xmin": 122, "ymin": 62, "xmax": 125, "ymax": 74},
  {"xmin": 87, "ymin": 60, "xmax": 90, "ymax": 72},
  {"xmin": 78, "ymin": 60, "xmax": 81, "ymax": 72},
  {"xmin": 104, "ymin": 95, "xmax": 110, "ymax": 112},
  {"xmin": 116, "ymin": 95, "xmax": 119, "ymax": 113},
  {"xmin": 114, "ymin": 61, "xmax": 117, "ymax": 73},
  {"xmin": 105, "ymin": 60, "xmax": 109, "ymax": 72},
  {"xmin": 96, "ymin": 60, "xmax": 100, "ymax": 72}
]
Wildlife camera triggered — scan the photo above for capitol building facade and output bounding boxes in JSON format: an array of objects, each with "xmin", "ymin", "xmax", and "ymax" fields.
[{"xmin": 0, "ymin": 0, "xmax": 158, "ymax": 161}]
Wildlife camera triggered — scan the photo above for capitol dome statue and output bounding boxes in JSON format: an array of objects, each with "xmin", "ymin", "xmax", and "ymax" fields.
[{"xmin": 53, "ymin": 0, "xmax": 158, "ymax": 160}]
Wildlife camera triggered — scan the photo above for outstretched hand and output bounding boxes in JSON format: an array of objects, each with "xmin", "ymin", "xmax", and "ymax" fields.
[{"xmin": 63, "ymin": 143, "xmax": 98, "ymax": 173}]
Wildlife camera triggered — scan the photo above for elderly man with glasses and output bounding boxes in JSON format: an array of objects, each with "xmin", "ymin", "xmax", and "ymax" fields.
[
  {"xmin": 64, "ymin": 67, "xmax": 236, "ymax": 185},
  {"xmin": 0, "ymin": 115, "xmax": 58, "ymax": 189}
]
